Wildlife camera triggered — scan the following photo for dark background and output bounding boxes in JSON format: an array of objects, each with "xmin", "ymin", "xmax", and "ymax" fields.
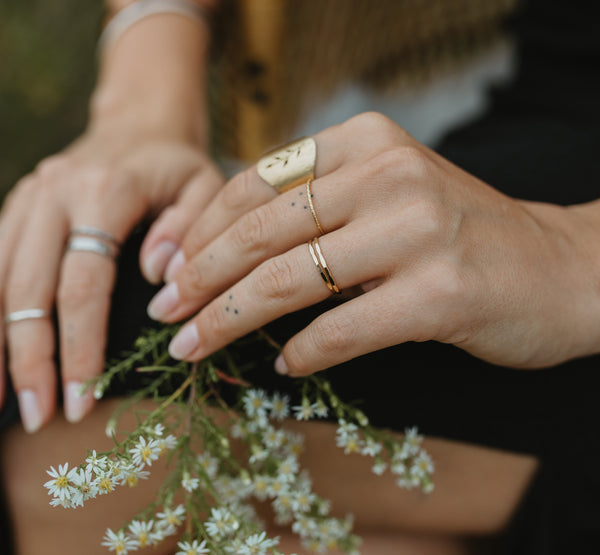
[{"xmin": 0, "ymin": 0, "xmax": 103, "ymax": 198}]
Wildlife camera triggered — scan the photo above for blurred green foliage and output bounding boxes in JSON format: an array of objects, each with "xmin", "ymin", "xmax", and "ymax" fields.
[{"xmin": 0, "ymin": 0, "xmax": 103, "ymax": 197}]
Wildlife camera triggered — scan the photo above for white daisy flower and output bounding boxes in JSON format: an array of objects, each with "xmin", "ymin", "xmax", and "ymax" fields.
[
  {"xmin": 243, "ymin": 389, "xmax": 272, "ymax": 418},
  {"xmin": 403, "ymin": 427, "xmax": 423, "ymax": 455},
  {"xmin": 196, "ymin": 452, "xmax": 219, "ymax": 478},
  {"xmin": 44, "ymin": 463, "xmax": 77, "ymax": 502},
  {"xmin": 129, "ymin": 436, "xmax": 161, "ymax": 468},
  {"xmin": 291, "ymin": 490, "xmax": 316, "ymax": 513},
  {"xmin": 277, "ymin": 455, "xmax": 299, "ymax": 483},
  {"xmin": 252, "ymin": 474, "xmax": 270, "ymax": 501},
  {"xmin": 293, "ymin": 399, "xmax": 318, "ymax": 421},
  {"xmin": 371, "ymin": 460, "xmax": 387, "ymax": 476},
  {"xmin": 128, "ymin": 520, "xmax": 155, "ymax": 548},
  {"xmin": 181, "ymin": 472, "xmax": 200, "ymax": 493},
  {"xmin": 156, "ymin": 504, "xmax": 186, "ymax": 531},
  {"xmin": 361, "ymin": 438, "xmax": 382, "ymax": 457},
  {"xmin": 70, "ymin": 467, "xmax": 98, "ymax": 505},
  {"xmin": 101, "ymin": 528, "xmax": 137, "ymax": 554},
  {"xmin": 176, "ymin": 538, "xmax": 210, "ymax": 555},
  {"xmin": 269, "ymin": 392, "xmax": 290, "ymax": 420},
  {"xmin": 156, "ymin": 434, "xmax": 178, "ymax": 455},
  {"xmin": 205, "ymin": 507, "xmax": 239, "ymax": 539},
  {"xmin": 249, "ymin": 444, "xmax": 269, "ymax": 465},
  {"xmin": 314, "ymin": 399, "xmax": 329, "ymax": 418},
  {"xmin": 118, "ymin": 463, "xmax": 150, "ymax": 488},
  {"xmin": 262, "ymin": 426, "xmax": 285, "ymax": 450},
  {"xmin": 85, "ymin": 450, "xmax": 109, "ymax": 474},
  {"xmin": 94, "ymin": 469, "xmax": 119, "ymax": 495},
  {"xmin": 239, "ymin": 531, "xmax": 278, "ymax": 555}
]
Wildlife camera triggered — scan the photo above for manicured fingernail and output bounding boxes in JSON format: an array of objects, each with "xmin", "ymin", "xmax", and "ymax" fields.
[
  {"xmin": 169, "ymin": 324, "xmax": 199, "ymax": 360},
  {"xmin": 143, "ymin": 241, "xmax": 179, "ymax": 284},
  {"xmin": 164, "ymin": 249, "xmax": 186, "ymax": 282},
  {"xmin": 18, "ymin": 389, "xmax": 42, "ymax": 433},
  {"xmin": 64, "ymin": 381, "xmax": 91, "ymax": 424},
  {"xmin": 147, "ymin": 282, "xmax": 180, "ymax": 321},
  {"xmin": 274, "ymin": 354, "xmax": 289, "ymax": 375}
]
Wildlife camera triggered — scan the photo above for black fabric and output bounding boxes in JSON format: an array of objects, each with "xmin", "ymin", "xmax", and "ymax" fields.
[{"xmin": 2, "ymin": 0, "xmax": 600, "ymax": 552}]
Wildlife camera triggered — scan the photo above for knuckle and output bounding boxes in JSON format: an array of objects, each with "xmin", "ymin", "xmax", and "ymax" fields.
[
  {"xmin": 345, "ymin": 112, "xmax": 410, "ymax": 144},
  {"xmin": 409, "ymin": 197, "xmax": 448, "ymax": 241},
  {"xmin": 255, "ymin": 257, "xmax": 296, "ymax": 302},
  {"xmin": 283, "ymin": 340, "xmax": 312, "ymax": 376},
  {"xmin": 36, "ymin": 155, "xmax": 68, "ymax": 179},
  {"xmin": 311, "ymin": 314, "xmax": 355, "ymax": 356},
  {"xmin": 231, "ymin": 207, "xmax": 270, "ymax": 255},
  {"xmin": 179, "ymin": 258, "xmax": 207, "ymax": 298},
  {"xmin": 202, "ymin": 301, "xmax": 229, "ymax": 342},
  {"xmin": 222, "ymin": 171, "xmax": 254, "ymax": 211}
]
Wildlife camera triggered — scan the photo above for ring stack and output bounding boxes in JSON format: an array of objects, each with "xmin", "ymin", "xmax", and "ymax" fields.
[
  {"xmin": 308, "ymin": 237, "xmax": 341, "ymax": 294},
  {"xmin": 66, "ymin": 227, "xmax": 120, "ymax": 260}
]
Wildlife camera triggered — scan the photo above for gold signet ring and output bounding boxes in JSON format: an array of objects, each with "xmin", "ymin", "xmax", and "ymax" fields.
[{"xmin": 257, "ymin": 137, "xmax": 317, "ymax": 194}]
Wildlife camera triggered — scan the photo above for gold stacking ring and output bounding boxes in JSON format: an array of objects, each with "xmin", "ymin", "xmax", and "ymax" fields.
[
  {"xmin": 306, "ymin": 178, "xmax": 324, "ymax": 235},
  {"xmin": 308, "ymin": 237, "xmax": 341, "ymax": 294},
  {"xmin": 257, "ymin": 136, "xmax": 317, "ymax": 194}
]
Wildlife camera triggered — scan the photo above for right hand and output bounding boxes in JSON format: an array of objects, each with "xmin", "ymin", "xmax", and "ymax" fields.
[{"xmin": 0, "ymin": 111, "xmax": 224, "ymax": 432}]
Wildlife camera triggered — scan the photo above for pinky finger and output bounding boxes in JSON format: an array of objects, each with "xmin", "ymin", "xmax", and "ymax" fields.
[{"xmin": 276, "ymin": 281, "xmax": 416, "ymax": 377}]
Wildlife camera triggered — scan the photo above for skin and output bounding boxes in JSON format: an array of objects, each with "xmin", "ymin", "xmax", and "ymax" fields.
[
  {"xmin": 143, "ymin": 111, "xmax": 600, "ymax": 376},
  {"xmin": 0, "ymin": 2, "xmax": 222, "ymax": 433},
  {"xmin": 0, "ymin": 398, "xmax": 538, "ymax": 555}
]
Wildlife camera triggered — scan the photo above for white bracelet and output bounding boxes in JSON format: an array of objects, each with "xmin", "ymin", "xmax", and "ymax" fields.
[{"xmin": 98, "ymin": 0, "xmax": 209, "ymax": 53}]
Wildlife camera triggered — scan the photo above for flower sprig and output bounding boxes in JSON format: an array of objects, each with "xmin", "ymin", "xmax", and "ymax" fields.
[{"xmin": 44, "ymin": 326, "xmax": 434, "ymax": 554}]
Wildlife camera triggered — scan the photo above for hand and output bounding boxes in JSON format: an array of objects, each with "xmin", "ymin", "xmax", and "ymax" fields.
[
  {"xmin": 144, "ymin": 112, "xmax": 600, "ymax": 376},
  {"xmin": 0, "ymin": 116, "xmax": 224, "ymax": 432}
]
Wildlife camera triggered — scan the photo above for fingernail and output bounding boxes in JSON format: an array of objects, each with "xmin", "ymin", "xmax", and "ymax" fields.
[
  {"xmin": 18, "ymin": 389, "xmax": 42, "ymax": 433},
  {"xmin": 169, "ymin": 324, "xmax": 199, "ymax": 360},
  {"xmin": 64, "ymin": 381, "xmax": 91, "ymax": 423},
  {"xmin": 274, "ymin": 354, "xmax": 289, "ymax": 375},
  {"xmin": 143, "ymin": 241, "xmax": 179, "ymax": 284},
  {"xmin": 147, "ymin": 282, "xmax": 180, "ymax": 321},
  {"xmin": 164, "ymin": 249, "xmax": 186, "ymax": 282}
]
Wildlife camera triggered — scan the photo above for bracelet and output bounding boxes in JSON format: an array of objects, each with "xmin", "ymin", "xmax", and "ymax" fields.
[{"xmin": 98, "ymin": 0, "xmax": 209, "ymax": 53}]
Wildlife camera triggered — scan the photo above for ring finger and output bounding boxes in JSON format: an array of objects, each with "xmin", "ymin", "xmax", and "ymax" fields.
[{"xmin": 165, "ymin": 225, "xmax": 384, "ymax": 362}]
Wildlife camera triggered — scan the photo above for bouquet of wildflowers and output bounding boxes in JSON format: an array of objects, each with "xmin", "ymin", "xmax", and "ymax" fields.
[{"xmin": 43, "ymin": 326, "xmax": 434, "ymax": 554}]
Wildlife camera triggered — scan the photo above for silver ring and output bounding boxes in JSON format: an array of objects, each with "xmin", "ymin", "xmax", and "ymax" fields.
[
  {"xmin": 66, "ymin": 236, "xmax": 118, "ymax": 259},
  {"xmin": 70, "ymin": 226, "xmax": 120, "ymax": 246},
  {"xmin": 4, "ymin": 308, "xmax": 51, "ymax": 324}
]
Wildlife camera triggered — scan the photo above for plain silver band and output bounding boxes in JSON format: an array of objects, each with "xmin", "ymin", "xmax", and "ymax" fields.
[
  {"xmin": 66, "ymin": 236, "xmax": 118, "ymax": 259},
  {"xmin": 4, "ymin": 309, "xmax": 51, "ymax": 324},
  {"xmin": 70, "ymin": 226, "xmax": 119, "ymax": 246},
  {"xmin": 98, "ymin": 0, "xmax": 209, "ymax": 53}
]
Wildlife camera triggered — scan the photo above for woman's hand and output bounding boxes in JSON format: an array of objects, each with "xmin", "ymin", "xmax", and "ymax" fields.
[
  {"xmin": 0, "ymin": 113, "xmax": 224, "ymax": 432},
  {"xmin": 144, "ymin": 112, "xmax": 600, "ymax": 376}
]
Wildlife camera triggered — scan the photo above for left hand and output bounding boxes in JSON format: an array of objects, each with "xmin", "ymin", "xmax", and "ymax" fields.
[{"xmin": 144, "ymin": 112, "xmax": 600, "ymax": 375}]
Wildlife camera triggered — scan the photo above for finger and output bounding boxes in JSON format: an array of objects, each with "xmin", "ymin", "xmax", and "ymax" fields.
[
  {"xmin": 140, "ymin": 161, "xmax": 225, "ymax": 284},
  {"xmin": 165, "ymin": 227, "xmax": 383, "ymax": 362},
  {"xmin": 275, "ymin": 281, "xmax": 408, "ymax": 377},
  {"xmin": 147, "ymin": 167, "xmax": 357, "ymax": 323},
  {"xmin": 5, "ymin": 193, "xmax": 67, "ymax": 433},
  {"xmin": 164, "ymin": 123, "xmax": 360, "ymax": 282},
  {"xmin": 0, "ymin": 178, "xmax": 37, "ymax": 406}
]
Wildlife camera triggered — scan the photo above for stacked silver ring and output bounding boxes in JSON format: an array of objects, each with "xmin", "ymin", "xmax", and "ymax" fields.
[{"xmin": 66, "ymin": 226, "xmax": 120, "ymax": 260}]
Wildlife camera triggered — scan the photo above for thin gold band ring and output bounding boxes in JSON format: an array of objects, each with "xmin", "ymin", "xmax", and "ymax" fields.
[{"xmin": 308, "ymin": 237, "xmax": 341, "ymax": 294}]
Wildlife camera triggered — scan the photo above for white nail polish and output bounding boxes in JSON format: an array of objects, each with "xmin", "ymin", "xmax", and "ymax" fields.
[
  {"xmin": 18, "ymin": 389, "xmax": 42, "ymax": 433},
  {"xmin": 143, "ymin": 241, "xmax": 179, "ymax": 284},
  {"xmin": 65, "ymin": 381, "xmax": 90, "ymax": 423},
  {"xmin": 164, "ymin": 249, "xmax": 186, "ymax": 282}
]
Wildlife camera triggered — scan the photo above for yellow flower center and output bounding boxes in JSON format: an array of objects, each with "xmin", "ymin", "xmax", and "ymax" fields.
[{"xmin": 55, "ymin": 476, "xmax": 69, "ymax": 489}]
